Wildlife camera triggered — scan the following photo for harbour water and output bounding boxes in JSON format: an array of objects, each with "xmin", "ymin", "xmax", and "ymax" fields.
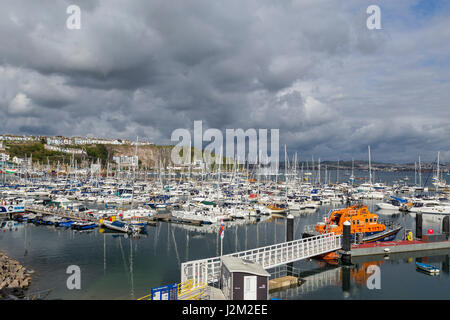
[{"xmin": 1, "ymin": 170, "xmax": 449, "ymax": 300}]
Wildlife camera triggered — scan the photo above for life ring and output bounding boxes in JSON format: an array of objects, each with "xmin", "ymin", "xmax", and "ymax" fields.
[{"xmin": 407, "ymin": 232, "xmax": 413, "ymax": 242}]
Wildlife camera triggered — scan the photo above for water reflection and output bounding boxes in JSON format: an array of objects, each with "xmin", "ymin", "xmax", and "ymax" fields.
[
  {"xmin": 1, "ymin": 198, "xmax": 450, "ymax": 299},
  {"xmin": 270, "ymin": 247, "xmax": 450, "ymax": 300}
]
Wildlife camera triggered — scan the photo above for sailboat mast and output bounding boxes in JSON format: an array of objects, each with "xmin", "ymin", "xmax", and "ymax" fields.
[
  {"xmin": 368, "ymin": 145, "xmax": 372, "ymax": 185},
  {"xmin": 351, "ymin": 158, "xmax": 354, "ymax": 178},
  {"xmin": 414, "ymin": 162, "xmax": 417, "ymax": 186},
  {"xmin": 437, "ymin": 151, "xmax": 440, "ymax": 181},
  {"xmin": 336, "ymin": 158, "xmax": 339, "ymax": 184},
  {"xmin": 284, "ymin": 144, "xmax": 287, "ymax": 184},
  {"xmin": 419, "ymin": 155, "xmax": 422, "ymax": 187},
  {"xmin": 318, "ymin": 158, "xmax": 321, "ymax": 186}
]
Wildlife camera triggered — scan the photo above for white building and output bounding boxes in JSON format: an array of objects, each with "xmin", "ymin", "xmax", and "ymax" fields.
[
  {"xmin": 44, "ymin": 144, "xmax": 86, "ymax": 155},
  {"xmin": 0, "ymin": 153, "xmax": 10, "ymax": 162},
  {"xmin": 113, "ymin": 155, "xmax": 139, "ymax": 167},
  {"xmin": 12, "ymin": 157, "xmax": 24, "ymax": 165},
  {"xmin": 0, "ymin": 135, "xmax": 35, "ymax": 142}
]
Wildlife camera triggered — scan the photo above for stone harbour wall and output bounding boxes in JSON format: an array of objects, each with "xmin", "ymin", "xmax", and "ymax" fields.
[{"xmin": 0, "ymin": 251, "xmax": 34, "ymax": 299}]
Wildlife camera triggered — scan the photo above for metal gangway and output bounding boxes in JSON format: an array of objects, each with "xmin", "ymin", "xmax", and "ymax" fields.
[{"xmin": 181, "ymin": 233, "xmax": 342, "ymax": 285}]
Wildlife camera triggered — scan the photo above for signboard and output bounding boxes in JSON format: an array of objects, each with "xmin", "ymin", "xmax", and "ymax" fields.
[{"xmin": 151, "ymin": 283, "xmax": 178, "ymax": 300}]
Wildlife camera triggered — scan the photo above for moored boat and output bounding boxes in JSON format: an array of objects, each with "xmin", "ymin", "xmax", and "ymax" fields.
[
  {"xmin": 55, "ymin": 218, "xmax": 75, "ymax": 227},
  {"xmin": 1, "ymin": 220, "xmax": 23, "ymax": 230},
  {"xmin": 101, "ymin": 220, "xmax": 141, "ymax": 233},
  {"xmin": 0, "ymin": 200, "xmax": 25, "ymax": 215},
  {"xmin": 71, "ymin": 221, "xmax": 98, "ymax": 230},
  {"xmin": 416, "ymin": 262, "xmax": 440, "ymax": 275},
  {"xmin": 266, "ymin": 203, "xmax": 288, "ymax": 215},
  {"xmin": 303, "ymin": 203, "xmax": 402, "ymax": 243}
]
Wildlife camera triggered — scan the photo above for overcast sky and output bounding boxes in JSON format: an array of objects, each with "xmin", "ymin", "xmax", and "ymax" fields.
[{"xmin": 0, "ymin": 0, "xmax": 449, "ymax": 163}]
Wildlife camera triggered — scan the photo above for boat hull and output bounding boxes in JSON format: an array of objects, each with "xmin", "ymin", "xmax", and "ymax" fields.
[
  {"xmin": 360, "ymin": 226, "xmax": 402, "ymax": 243},
  {"xmin": 71, "ymin": 223, "xmax": 98, "ymax": 230},
  {"xmin": 0, "ymin": 205, "xmax": 25, "ymax": 214},
  {"xmin": 416, "ymin": 262, "xmax": 439, "ymax": 275},
  {"xmin": 303, "ymin": 226, "xmax": 402, "ymax": 243},
  {"xmin": 102, "ymin": 223, "xmax": 128, "ymax": 233}
]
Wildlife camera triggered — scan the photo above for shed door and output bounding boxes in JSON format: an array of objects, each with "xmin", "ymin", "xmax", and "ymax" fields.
[{"xmin": 243, "ymin": 276, "xmax": 257, "ymax": 300}]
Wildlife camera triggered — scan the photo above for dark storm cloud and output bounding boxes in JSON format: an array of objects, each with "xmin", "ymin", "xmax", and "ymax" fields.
[{"xmin": 0, "ymin": 0, "xmax": 449, "ymax": 162}]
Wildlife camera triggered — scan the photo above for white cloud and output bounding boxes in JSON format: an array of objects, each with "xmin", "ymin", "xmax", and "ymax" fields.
[
  {"xmin": 0, "ymin": 0, "xmax": 448, "ymax": 162},
  {"xmin": 8, "ymin": 93, "xmax": 33, "ymax": 115}
]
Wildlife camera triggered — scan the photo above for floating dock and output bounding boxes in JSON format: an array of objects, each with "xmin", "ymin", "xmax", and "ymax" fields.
[
  {"xmin": 269, "ymin": 276, "xmax": 300, "ymax": 293},
  {"xmin": 205, "ymin": 286, "xmax": 226, "ymax": 300},
  {"xmin": 338, "ymin": 212, "xmax": 450, "ymax": 261},
  {"xmin": 340, "ymin": 239, "xmax": 450, "ymax": 259},
  {"xmin": 24, "ymin": 206, "xmax": 97, "ymax": 222}
]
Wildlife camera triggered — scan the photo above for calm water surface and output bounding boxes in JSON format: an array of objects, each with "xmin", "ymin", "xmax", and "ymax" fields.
[{"xmin": 1, "ymin": 170, "xmax": 449, "ymax": 300}]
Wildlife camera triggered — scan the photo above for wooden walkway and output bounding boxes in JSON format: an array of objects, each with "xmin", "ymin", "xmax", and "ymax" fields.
[
  {"xmin": 24, "ymin": 205, "xmax": 97, "ymax": 222},
  {"xmin": 24, "ymin": 205, "xmax": 200, "ymax": 227}
]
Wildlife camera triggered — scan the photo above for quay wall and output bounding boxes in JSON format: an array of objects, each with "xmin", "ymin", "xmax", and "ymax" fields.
[
  {"xmin": 0, "ymin": 251, "xmax": 34, "ymax": 299},
  {"xmin": 348, "ymin": 240, "xmax": 450, "ymax": 257}
]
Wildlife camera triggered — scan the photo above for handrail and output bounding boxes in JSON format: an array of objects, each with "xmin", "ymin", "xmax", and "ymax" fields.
[
  {"xmin": 181, "ymin": 233, "xmax": 342, "ymax": 285},
  {"xmin": 137, "ymin": 293, "xmax": 153, "ymax": 300},
  {"xmin": 177, "ymin": 279, "xmax": 207, "ymax": 300}
]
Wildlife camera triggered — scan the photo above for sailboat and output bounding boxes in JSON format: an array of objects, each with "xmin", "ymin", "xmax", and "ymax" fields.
[
  {"xmin": 432, "ymin": 152, "xmax": 447, "ymax": 189},
  {"xmin": 349, "ymin": 158, "xmax": 355, "ymax": 184}
]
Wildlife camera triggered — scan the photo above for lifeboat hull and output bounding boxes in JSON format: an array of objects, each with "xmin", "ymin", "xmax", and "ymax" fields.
[{"xmin": 358, "ymin": 225, "xmax": 402, "ymax": 243}]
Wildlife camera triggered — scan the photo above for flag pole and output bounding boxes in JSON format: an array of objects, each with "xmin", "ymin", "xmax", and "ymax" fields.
[{"xmin": 220, "ymin": 219, "xmax": 224, "ymax": 258}]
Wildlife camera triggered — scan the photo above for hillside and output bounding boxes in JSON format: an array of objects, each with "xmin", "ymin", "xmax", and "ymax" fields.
[{"xmin": 2, "ymin": 141, "xmax": 175, "ymax": 168}]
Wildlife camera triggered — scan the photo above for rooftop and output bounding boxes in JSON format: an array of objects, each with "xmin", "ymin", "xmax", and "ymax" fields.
[{"xmin": 222, "ymin": 256, "xmax": 270, "ymax": 277}]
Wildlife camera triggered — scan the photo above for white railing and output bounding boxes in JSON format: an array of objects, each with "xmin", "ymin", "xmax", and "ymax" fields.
[{"xmin": 181, "ymin": 233, "xmax": 342, "ymax": 285}]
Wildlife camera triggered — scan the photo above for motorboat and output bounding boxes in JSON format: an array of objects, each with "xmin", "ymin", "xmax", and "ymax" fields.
[
  {"xmin": 102, "ymin": 219, "xmax": 142, "ymax": 233},
  {"xmin": 376, "ymin": 197, "xmax": 407, "ymax": 211},
  {"xmin": 416, "ymin": 262, "xmax": 439, "ymax": 275},
  {"xmin": 71, "ymin": 221, "xmax": 98, "ymax": 230}
]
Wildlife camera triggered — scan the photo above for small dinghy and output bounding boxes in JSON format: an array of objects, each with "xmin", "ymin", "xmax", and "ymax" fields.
[
  {"xmin": 71, "ymin": 221, "xmax": 98, "ymax": 230},
  {"xmin": 416, "ymin": 262, "xmax": 440, "ymax": 275},
  {"xmin": 55, "ymin": 218, "xmax": 75, "ymax": 228}
]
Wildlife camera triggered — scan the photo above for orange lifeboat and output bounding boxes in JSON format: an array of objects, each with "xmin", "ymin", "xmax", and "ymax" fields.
[
  {"xmin": 304, "ymin": 204, "xmax": 402, "ymax": 243},
  {"xmin": 315, "ymin": 204, "xmax": 385, "ymax": 236}
]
